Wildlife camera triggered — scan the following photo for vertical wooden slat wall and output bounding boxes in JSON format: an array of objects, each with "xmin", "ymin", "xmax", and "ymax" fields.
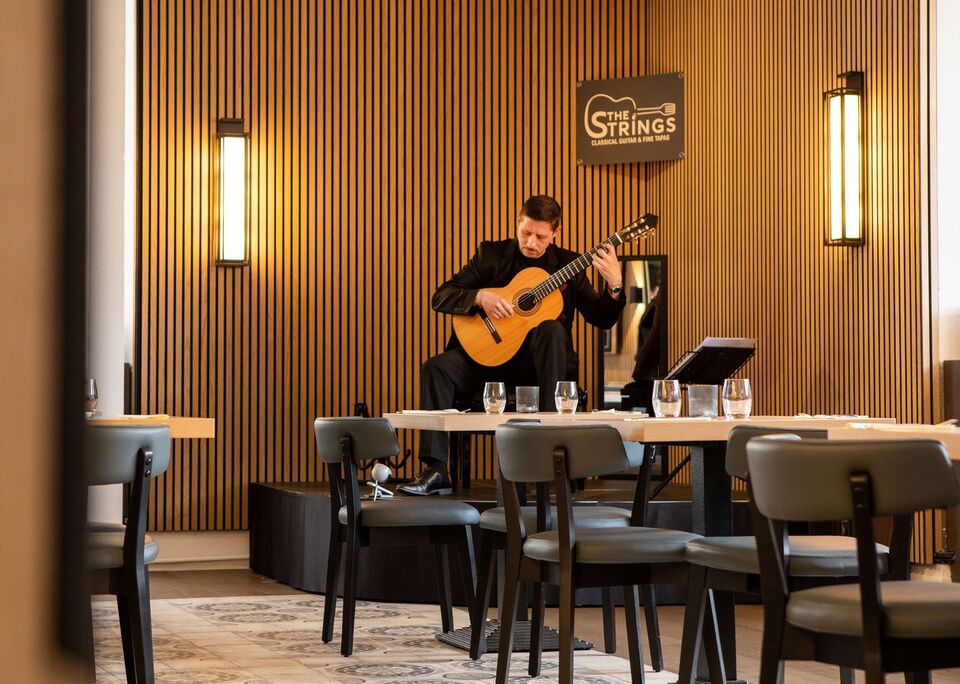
[
  {"xmin": 643, "ymin": 0, "xmax": 934, "ymax": 560},
  {"xmin": 141, "ymin": 0, "xmax": 933, "ymax": 557},
  {"xmin": 140, "ymin": 0, "xmax": 648, "ymax": 532}
]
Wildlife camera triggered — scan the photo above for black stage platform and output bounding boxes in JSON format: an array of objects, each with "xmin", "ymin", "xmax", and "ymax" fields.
[{"xmin": 249, "ymin": 478, "xmax": 753, "ymax": 607}]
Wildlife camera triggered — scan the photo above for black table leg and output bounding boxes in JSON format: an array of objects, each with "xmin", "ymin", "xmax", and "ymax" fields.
[{"xmin": 690, "ymin": 443, "xmax": 742, "ymax": 683}]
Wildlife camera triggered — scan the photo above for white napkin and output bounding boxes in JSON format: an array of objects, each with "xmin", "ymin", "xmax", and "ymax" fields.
[
  {"xmin": 845, "ymin": 421, "xmax": 959, "ymax": 432},
  {"xmin": 399, "ymin": 409, "xmax": 466, "ymax": 415},
  {"xmin": 795, "ymin": 413, "xmax": 869, "ymax": 419}
]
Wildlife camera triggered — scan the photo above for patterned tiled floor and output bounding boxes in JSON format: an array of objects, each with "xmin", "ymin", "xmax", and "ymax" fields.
[{"xmin": 93, "ymin": 594, "xmax": 677, "ymax": 683}]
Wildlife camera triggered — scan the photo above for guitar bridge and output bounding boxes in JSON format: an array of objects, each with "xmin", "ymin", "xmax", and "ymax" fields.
[{"xmin": 479, "ymin": 311, "xmax": 502, "ymax": 344}]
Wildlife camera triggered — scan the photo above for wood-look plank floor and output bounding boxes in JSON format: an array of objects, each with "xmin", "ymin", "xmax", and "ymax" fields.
[{"xmin": 147, "ymin": 569, "xmax": 960, "ymax": 683}]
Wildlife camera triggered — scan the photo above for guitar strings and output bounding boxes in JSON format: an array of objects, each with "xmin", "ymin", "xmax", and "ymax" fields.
[{"xmin": 514, "ymin": 219, "xmax": 651, "ymax": 310}]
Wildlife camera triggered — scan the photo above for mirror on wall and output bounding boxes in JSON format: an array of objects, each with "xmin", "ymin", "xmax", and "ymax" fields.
[{"xmin": 596, "ymin": 256, "xmax": 668, "ymax": 411}]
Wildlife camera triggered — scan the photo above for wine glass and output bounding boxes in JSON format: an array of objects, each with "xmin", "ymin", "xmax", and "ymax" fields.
[
  {"xmin": 84, "ymin": 378, "xmax": 99, "ymax": 417},
  {"xmin": 482, "ymin": 382, "xmax": 507, "ymax": 414},
  {"xmin": 651, "ymin": 380, "xmax": 681, "ymax": 417},
  {"xmin": 722, "ymin": 378, "xmax": 753, "ymax": 419},
  {"xmin": 554, "ymin": 381, "xmax": 579, "ymax": 414}
]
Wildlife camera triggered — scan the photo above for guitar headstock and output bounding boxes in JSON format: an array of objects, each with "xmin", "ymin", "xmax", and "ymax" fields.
[{"xmin": 617, "ymin": 213, "xmax": 658, "ymax": 244}]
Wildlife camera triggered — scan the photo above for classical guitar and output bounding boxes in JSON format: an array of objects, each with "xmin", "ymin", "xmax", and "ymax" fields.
[{"xmin": 453, "ymin": 213, "xmax": 658, "ymax": 366}]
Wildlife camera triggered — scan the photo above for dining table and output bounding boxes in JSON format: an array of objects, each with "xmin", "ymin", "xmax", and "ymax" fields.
[
  {"xmin": 86, "ymin": 414, "xmax": 216, "ymax": 439},
  {"xmin": 385, "ymin": 410, "xmax": 895, "ymax": 681}
]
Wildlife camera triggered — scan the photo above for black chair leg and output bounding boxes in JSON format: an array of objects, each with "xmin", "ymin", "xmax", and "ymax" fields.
[
  {"xmin": 528, "ymin": 581, "xmax": 545, "ymax": 677},
  {"xmin": 470, "ymin": 531, "xmax": 495, "ymax": 659},
  {"xmin": 701, "ymin": 588, "xmax": 727, "ymax": 684},
  {"xmin": 601, "ymin": 587, "xmax": 617, "ymax": 654},
  {"xmin": 435, "ymin": 544, "xmax": 453, "ymax": 633},
  {"xmin": 905, "ymin": 672, "xmax": 931, "ymax": 684},
  {"xmin": 456, "ymin": 526, "xmax": 478, "ymax": 611},
  {"xmin": 116, "ymin": 595, "xmax": 136, "ymax": 684},
  {"xmin": 558, "ymin": 579, "xmax": 576, "ymax": 684},
  {"xmin": 757, "ymin": 591, "xmax": 784, "ymax": 684},
  {"xmin": 839, "ymin": 667, "xmax": 855, "ymax": 684},
  {"xmin": 341, "ymin": 531, "xmax": 361, "ymax": 656},
  {"xmin": 623, "ymin": 584, "xmax": 646, "ymax": 684},
  {"xmin": 495, "ymin": 548, "xmax": 522, "ymax": 684},
  {"xmin": 322, "ymin": 527, "xmax": 342, "ymax": 643},
  {"xmin": 640, "ymin": 583, "xmax": 663, "ymax": 671},
  {"xmin": 127, "ymin": 566, "xmax": 154, "ymax": 684},
  {"xmin": 677, "ymin": 565, "xmax": 708, "ymax": 684}
]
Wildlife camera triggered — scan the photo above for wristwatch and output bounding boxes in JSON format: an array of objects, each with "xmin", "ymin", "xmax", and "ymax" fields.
[{"xmin": 608, "ymin": 283, "xmax": 623, "ymax": 295}]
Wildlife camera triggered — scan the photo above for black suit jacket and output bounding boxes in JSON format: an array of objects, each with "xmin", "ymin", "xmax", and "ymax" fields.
[{"xmin": 431, "ymin": 239, "xmax": 625, "ymax": 366}]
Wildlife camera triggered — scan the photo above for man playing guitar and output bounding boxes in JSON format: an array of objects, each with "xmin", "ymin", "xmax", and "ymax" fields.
[{"xmin": 398, "ymin": 195, "xmax": 626, "ymax": 496}]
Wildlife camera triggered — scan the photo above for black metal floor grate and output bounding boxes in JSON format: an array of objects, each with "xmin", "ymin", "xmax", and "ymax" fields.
[{"xmin": 436, "ymin": 619, "xmax": 593, "ymax": 654}]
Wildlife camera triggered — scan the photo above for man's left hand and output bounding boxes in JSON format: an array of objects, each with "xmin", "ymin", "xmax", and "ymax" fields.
[{"xmin": 592, "ymin": 243, "xmax": 622, "ymax": 291}]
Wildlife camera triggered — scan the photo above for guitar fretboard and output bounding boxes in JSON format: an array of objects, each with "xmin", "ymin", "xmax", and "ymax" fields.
[{"xmin": 518, "ymin": 232, "xmax": 626, "ymax": 308}]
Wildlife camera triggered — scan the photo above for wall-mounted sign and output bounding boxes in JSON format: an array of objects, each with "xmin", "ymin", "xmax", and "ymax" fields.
[{"xmin": 576, "ymin": 73, "xmax": 685, "ymax": 165}]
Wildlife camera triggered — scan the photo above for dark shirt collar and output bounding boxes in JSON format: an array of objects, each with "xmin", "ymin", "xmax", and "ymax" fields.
[{"xmin": 513, "ymin": 240, "xmax": 560, "ymax": 271}]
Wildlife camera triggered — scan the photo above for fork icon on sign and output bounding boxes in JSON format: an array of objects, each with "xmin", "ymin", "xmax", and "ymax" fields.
[{"xmin": 633, "ymin": 102, "xmax": 676, "ymax": 118}]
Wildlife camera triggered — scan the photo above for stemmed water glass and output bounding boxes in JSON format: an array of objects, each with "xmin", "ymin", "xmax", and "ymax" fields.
[
  {"xmin": 722, "ymin": 378, "xmax": 753, "ymax": 419},
  {"xmin": 84, "ymin": 378, "xmax": 99, "ymax": 417},
  {"xmin": 651, "ymin": 380, "xmax": 681, "ymax": 417},
  {"xmin": 482, "ymin": 382, "xmax": 507, "ymax": 414},
  {"xmin": 554, "ymin": 381, "xmax": 579, "ymax": 414}
]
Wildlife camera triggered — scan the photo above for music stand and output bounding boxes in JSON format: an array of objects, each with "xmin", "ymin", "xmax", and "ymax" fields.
[{"xmin": 664, "ymin": 337, "xmax": 755, "ymax": 385}]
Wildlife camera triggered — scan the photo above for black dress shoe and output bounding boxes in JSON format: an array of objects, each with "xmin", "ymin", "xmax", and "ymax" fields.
[{"xmin": 396, "ymin": 468, "xmax": 453, "ymax": 496}]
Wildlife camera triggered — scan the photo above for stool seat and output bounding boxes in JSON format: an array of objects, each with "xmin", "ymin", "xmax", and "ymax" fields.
[
  {"xmin": 524, "ymin": 526, "xmax": 700, "ymax": 564},
  {"xmin": 479, "ymin": 505, "xmax": 632, "ymax": 533},
  {"xmin": 338, "ymin": 497, "xmax": 480, "ymax": 527},
  {"xmin": 87, "ymin": 522, "xmax": 159, "ymax": 569},
  {"xmin": 787, "ymin": 581, "xmax": 960, "ymax": 638},
  {"xmin": 685, "ymin": 535, "xmax": 890, "ymax": 576}
]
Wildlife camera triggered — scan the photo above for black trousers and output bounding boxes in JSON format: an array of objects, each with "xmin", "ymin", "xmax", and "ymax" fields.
[{"xmin": 419, "ymin": 319, "xmax": 573, "ymax": 469}]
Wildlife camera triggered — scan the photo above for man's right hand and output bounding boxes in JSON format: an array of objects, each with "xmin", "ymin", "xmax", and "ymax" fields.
[{"xmin": 476, "ymin": 289, "xmax": 514, "ymax": 320}]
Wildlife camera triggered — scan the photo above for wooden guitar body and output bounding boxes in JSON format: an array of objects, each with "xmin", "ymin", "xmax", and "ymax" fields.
[{"xmin": 452, "ymin": 267, "xmax": 564, "ymax": 367}]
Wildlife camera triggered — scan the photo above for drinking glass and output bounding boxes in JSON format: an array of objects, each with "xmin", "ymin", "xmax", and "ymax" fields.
[
  {"xmin": 515, "ymin": 386, "xmax": 540, "ymax": 413},
  {"xmin": 687, "ymin": 384, "xmax": 719, "ymax": 418},
  {"xmin": 84, "ymin": 378, "xmax": 99, "ymax": 416},
  {"xmin": 482, "ymin": 382, "xmax": 507, "ymax": 414},
  {"xmin": 554, "ymin": 381, "xmax": 579, "ymax": 414},
  {"xmin": 651, "ymin": 380, "xmax": 681, "ymax": 417},
  {"xmin": 722, "ymin": 378, "xmax": 753, "ymax": 419}
]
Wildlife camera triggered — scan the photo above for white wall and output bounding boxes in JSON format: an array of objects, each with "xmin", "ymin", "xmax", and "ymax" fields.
[
  {"xmin": 937, "ymin": 1, "xmax": 960, "ymax": 367},
  {"xmin": 87, "ymin": 0, "xmax": 137, "ymax": 522}
]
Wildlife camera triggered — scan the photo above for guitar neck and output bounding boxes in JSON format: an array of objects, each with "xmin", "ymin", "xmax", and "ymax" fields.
[{"xmin": 529, "ymin": 233, "xmax": 625, "ymax": 302}]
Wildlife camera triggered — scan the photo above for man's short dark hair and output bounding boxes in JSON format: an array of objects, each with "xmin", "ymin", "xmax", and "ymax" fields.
[{"xmin": 519, "ymin": 195, "xmax": 562, "ymax": 229}]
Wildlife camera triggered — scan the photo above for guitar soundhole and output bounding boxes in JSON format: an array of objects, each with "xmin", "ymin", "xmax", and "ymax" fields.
[{"xmin": 514, "ymin": 290, "xmax": 539, "ymax": 315}]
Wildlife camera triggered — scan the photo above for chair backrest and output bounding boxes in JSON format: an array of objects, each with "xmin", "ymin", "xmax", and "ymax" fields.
[
  {"xmin": 85, "ymin": 425, "xmax": 171, "ymax": 485},
  {"xmin": 314, "ymin": 417, "xmax": 399, "ymax": 464},
  {"xmin": 747, "ymin": 437, "xmax": 959, "ymax": 521},
  {"xmin": 725, "ymin": 425, "xmax": 827, "ymax": 479},
  {"xmin": 495, "ymin": 423, "xmax": 642, "ymax": 482}
]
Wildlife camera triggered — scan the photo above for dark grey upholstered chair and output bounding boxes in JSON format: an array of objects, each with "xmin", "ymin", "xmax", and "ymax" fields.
[
  {"xmin": 493, "ymin": 423, "xmax": 700, "ymax": 684},
  {"xmin": 315, "ymin": 417, "xmax": 480, "ymax": 656},
  {"xmin": 677, "ymin": 425, "xmax": 902, "ymax": 684},
  {"xmin": 747, "ymin": 436, "xmax": 960, "ymax": 684},
  {"xmin": 469, "ymin": 420, "xmax": 665, "ymax": 667},
  {"xmin": 86, "ymin": 424, "xmax": 171, "ymax": 684}
]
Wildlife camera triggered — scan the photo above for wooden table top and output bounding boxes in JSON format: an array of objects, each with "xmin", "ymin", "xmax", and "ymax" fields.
[
  {"xmin": 384, "ymin": 411, "xmax": 895, "ymax": 443},
  {"xmin": 87, "ymin": 415, "xmax": 215, "ymax": 439},
  {"xmin": 827, "ymin": 423, "xmax": 960, "ymax": 460}
]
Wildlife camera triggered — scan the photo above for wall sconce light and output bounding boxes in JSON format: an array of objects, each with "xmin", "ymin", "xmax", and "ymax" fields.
[
  {"xmin": 217, "ymin": 118, "xmax": 249, "ymax": 265},
  {"xmin": 824, "ymin": 71, "xmax": 865, "ymax": 246}
]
